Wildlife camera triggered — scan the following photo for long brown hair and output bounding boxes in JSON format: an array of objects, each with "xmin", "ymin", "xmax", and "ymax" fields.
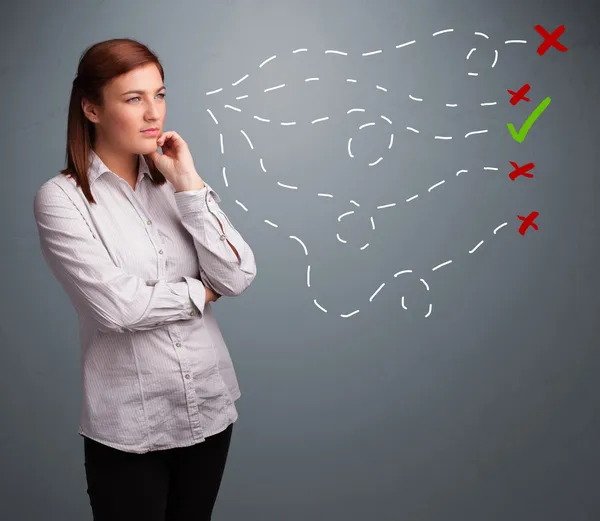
[{"xmin": 62, "ymin": 38, "xmax": 167, "ymax": 204}]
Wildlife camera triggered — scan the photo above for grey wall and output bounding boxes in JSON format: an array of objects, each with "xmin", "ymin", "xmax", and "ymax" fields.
[{"xmin": 2, "ymin": 0, "xmax": 600, "ymax": 520}]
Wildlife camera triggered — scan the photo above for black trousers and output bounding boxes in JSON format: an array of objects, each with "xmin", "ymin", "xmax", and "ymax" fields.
[{"xmin": 83, "ymin": 423, "xmax": 234, "ymax": 521}]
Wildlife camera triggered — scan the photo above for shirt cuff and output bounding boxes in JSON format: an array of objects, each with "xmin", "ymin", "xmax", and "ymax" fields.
[
  {"xmin": 183, "ymin": 276, "xmax": 206, "ymax": 316},
  {"xmin": 174, "ymin": 182, "xmax": 221, "ymax": 217}
]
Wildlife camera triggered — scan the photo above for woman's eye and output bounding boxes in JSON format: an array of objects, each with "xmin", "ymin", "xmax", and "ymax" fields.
[{"xmin": 127, "ymin": 93, "xmax": 166, "ymax": 103}]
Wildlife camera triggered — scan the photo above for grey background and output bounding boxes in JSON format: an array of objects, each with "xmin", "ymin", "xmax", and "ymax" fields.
[{"xmin": 2, "ymin": 0, "xmax": 599, "ymax": 520}]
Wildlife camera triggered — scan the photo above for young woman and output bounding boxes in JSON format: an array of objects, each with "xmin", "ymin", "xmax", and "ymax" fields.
[{"xmin": 33, "ymin": 38, "xmax": 257, "ymax": 521}]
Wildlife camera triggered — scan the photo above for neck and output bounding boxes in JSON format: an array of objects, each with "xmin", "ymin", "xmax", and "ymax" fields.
[{"xmin": 93, "ymin": 140, "xmax": 139, "ymax": 187}]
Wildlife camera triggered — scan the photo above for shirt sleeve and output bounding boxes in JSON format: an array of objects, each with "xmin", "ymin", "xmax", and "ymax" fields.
[
  {"xmin": 33, "ymin": 180, "xmax": 207, "ymax": 334},
  {"xmin": 173, "ymin": 182, "xmax": 257, "ymax": 297}
]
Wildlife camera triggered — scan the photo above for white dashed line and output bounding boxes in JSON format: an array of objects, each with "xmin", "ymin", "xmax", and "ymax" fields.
[
  {"xmin": 264, "ymin": 84, "xmax": 285, "ymax": 92},
  {"xmin": 222, "ymin": 167, "xmax": 228, "ymax": 187},
  {"xmin": 469, "ymin": 240, "xmax": 484, "ymax": 253},
  {"xmin": 433, "ymin": 28, "xmax": 454, "ymax": 36},
  {"xmin": 290, "ymin": 236, "xmax": 308, "ymax": 255},
  {"xmin": 465, "ymin": 129, "xmax": 488, "ymax": 138},
  {"xmin": 240, "ymin": 130, "xmax": 253, "ymax": 149},
  {"xmin": 428, "ymin": 180, "xmax": 445, "ymax": 191},
  {"xmin": 432, "ymin": 260, "xmax": 452, "ymax": 271},
  {"xmin": 232, "ymin": 74, "xmax": 249, "ymax": 86},
  {"xmin": 369, "ymin": 283, "xmax": 386, "ymax": 302},
  {"xmin": 206, "ymin": 109, "xmax": 218, "ymax": 125},
  {"xmin": 493, "ymin": 222, "xmax": 508, "ymax": 234},
  {"xmin": 259, "ymin": 55, "xmax": 276, "ymax": 68},
  {"xmin": 314, "ymin": 300, "xmax": 327, "ymax": 312},
  {"xmin": 206, "ymin": 36, "xmax": 515, "ymax": 320},
  {"xmin": 278, "ymin": 182, "xmax": 298, "ymax": 190}
]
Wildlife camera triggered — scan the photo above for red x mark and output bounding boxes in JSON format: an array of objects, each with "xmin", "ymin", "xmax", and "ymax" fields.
[
  {"xmin": 535, "ymin": 24, "xmax": 568, "ymax": 55},
  {"xmin": 509, "ymin": 161, "xmax": 535, "ymax": 181},
  {"xmin": 507, "ymin": 83, "xmax": 531, "ymax": 105},
  {"xmin": 518, "ymin": 211, "xmax": 539, "ymax": 235}
]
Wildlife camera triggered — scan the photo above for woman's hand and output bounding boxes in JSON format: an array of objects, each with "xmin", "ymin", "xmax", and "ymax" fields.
[
  {"xmin": 204, "ymin": 286, "xmax": 221, "ymax": 305},
  {"xmin": 147, "ymin": 130, "xmax": 206, "ymax": 192}
]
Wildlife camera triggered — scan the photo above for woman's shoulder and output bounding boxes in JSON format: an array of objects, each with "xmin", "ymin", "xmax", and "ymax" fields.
[{"xmin": 33, "ymin": 173, "xmax": 83, "ymax": 215}]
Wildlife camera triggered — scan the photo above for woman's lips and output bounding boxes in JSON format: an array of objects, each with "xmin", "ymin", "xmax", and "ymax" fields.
[{"xmin": 141, "ymin": 129, "xmax": 159, "ymax": 136}]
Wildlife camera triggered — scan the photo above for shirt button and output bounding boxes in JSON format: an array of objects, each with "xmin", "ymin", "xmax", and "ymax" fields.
[
  {"xmin": 175, "ymin": 342, "xmax": 181, "ymax": 347},
  {"xmin": 158, "ymin": 249, "xmax": 163, "ymax": 255},
  {"xmin": 146, "ymin": 219, "xmax": 152, "ymax": 225},
  {"xmin": 185, "ymin": 374, "xmax": 191, "ymax": 379},
  {"xmin": 219, "ymin": 234, "xmax": 227, "ymax": 241},
  {"xmin": 189, "ymin": 310, "xmax": 196, "ymax": 316}
]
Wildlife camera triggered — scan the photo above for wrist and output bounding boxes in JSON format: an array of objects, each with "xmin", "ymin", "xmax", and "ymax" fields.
[{"xmin": 174, "ymin": 173, "xmax": 205, "ymax": 192}]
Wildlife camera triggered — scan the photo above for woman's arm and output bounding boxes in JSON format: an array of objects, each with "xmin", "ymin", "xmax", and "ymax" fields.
[
  {"xmin": 174, "ymin": 184, "xmax": 257, "ymax": 297},
  {"xmin": 34, "ymin": 180, "xmax": 208, "ymax": 334}
]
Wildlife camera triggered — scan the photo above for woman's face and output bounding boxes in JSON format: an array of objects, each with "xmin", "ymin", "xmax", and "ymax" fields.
[{"xmin": 83, "ymin": 63, "xmax": 166, "ymax": 156}]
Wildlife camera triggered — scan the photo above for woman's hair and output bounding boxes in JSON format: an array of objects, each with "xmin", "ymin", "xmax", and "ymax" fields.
[{"xmin": 61, "ymin": 38, "xmax": 167, "ymax": 204}]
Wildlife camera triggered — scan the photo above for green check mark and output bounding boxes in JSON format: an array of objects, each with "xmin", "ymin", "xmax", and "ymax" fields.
[{"xmin": 507, "ymin": 96, "xmax": 551, "ymax": 143}]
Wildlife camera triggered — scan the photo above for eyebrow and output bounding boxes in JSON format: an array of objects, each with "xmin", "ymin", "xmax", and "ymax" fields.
[{"xmin": 121, "ymin": 85, "xmax": 167, "ymax": 96}]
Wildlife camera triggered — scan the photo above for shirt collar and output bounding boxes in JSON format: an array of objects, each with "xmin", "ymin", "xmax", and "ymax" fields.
[{"xmin": 88, "ymin": 149, "xmax": 154, "ymax": 186}]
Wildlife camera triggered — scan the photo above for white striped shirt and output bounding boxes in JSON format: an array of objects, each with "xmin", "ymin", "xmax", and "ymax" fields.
[{"xmin": 33, "ymin": 149, "xmax": 256, "ymax": 453}]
